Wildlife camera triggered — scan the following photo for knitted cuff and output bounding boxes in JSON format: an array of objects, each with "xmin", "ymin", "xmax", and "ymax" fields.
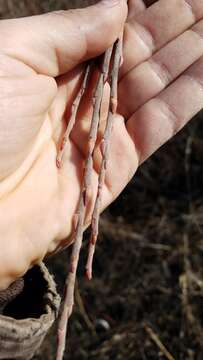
[{"xmin": 0, "ymin": 263, "xmax": 60, "ymax": 360}]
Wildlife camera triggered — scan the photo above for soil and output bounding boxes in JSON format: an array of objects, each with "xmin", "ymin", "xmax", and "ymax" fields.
[{"xmin": 1, "ymin": 1, "xmax": 203, "ymax": 359}]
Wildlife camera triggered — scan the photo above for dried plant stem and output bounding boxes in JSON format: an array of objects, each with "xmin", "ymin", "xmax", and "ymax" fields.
[
  {"xmin": 145, "ymin": 325, "xmax": 175, "ymax": 360},
  {"xmin": 56, "ymin": 63, "xmax": 91, "ymax": 169},
  {"xmin": 86, "ymin": 39, "xmax": 122, "ymax": 280},
  {"xmin": 56, "ymin": 48, "xmax": 113, "ymax": 360}
]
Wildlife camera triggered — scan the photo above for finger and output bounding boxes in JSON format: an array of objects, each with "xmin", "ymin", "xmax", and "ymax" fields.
[
  {"xmin": 121, "ymin": 0, "xmax": 203, "ymax": 78},
  {"xmin": 0, "ymin": 0, "xmax": 127, "ymax": 77},
  {"xmin": 127, "ymin": 0, "xmax": 146, "ymax": 20},
  {"xmin": 127, "ymin": 0, "xmax": 158, "ymax": 21},
  {"xmin": 126, "ymin": 56, "xmax": 203, "ymax": 164},
  {"xmin": 119, "ymin": 19, "xmax": 203, "ymax": 118}
]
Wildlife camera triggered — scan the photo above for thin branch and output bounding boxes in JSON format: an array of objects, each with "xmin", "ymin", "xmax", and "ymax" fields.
[
  {"xmin": 86, "ymin": 39, "xmax": 122, "ymax": 280},
  {"xmin": 56, "ymin": 48, "xmax": 113, "ymax": 360},
  {"xmin": 56, "ymin": 63, "xmax": 91, "ymax": 169},
  {"xmin": 145, "ymin": 325, "xmax": 175, "ymax": 360}
]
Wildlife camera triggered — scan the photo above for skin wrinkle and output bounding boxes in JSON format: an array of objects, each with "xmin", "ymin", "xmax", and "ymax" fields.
[
  {"xmin": 118, "ymin": 59, "xmax": 173, "ymax": 118},
  {"xmin": 191, "ymin": 23, "xmax": 203, "ymax": 40},
  {"xmin": 0, "ymin": 53, "xmax": 36, "ymax": 77},
  {"xmin": 75, "ymin": 12, "xmax": 91, "ymax": 61},
  {"xmin": 2, "ymin": 46, "xmax": 51, "ymax": 78},
  {"xmin": 153, "ymin": 97, "xmax": 179, "ymax": 137},
  {"xmin": 136, "ymin": 19, "xmax": 157, "ymax": 51},
  {"xmin": 0, "ymin": 118, "xmax": 53, "ymax": 197},
  {"xmin": 119, "ymin": 19, "xmax": 203, "ymax": 118},
  {"xmin": 0, "ymin": 72, "xmax": 56, "ymax": 181},
  {"xmin": 157, "ymin": 74, "xmax": 203, "ymax": 131},
  {"xmin": 156, "ymin": 74, "xmax": 200, "ymax": 129},
  {"xmin": 45, "ymin": 3, "xmax": 128, "ymax": 75},
  {"xmin": 121, "ymin": 20, "xmax": 155, "ymax": 78},
  {"xmin": 0, "ymin": 80, "xmax": 55, "ymax": 100},
  {"xmin": 126, "ymin": 98, "xmax": 178, "ymax": 166},
  {"xmin": 50, "ymin": 11, "xmax": 87, "ymax": 74},
  {"xmin": 147, "ymin": 59, "xmax": 173, "ymax": 86},
  {"xmin": 0, "ymin": 144, "xmax": 48, "ymax": 199},
  {"xmin": 0, "ymin": 54, "xmax": 34, "ymax": 77},
  {"xmin": 0, "ymin": 117, "xmax": 44, "ymax": 179}
]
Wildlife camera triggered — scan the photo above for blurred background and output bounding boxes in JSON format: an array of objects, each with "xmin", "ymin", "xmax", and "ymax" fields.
[{"xmin": 1, "ymin": 1, "xmax": 203, "ymax": 359}]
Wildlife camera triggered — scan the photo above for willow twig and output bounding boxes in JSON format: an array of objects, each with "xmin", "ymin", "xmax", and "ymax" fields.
[
  {"xmin": 56, "ymin": 48, "xmax": 113, "ymax": 360},
  {"xmin": 86, "ymin": 39, "xmax": 122, "ymax": 280},
  {"xmin": 56, "ymin": 63, "xmax": 91, "ymax": 169}
]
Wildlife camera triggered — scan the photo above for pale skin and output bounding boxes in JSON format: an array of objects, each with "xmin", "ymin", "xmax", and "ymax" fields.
[{"xmin": 0, "ymin": 0, "xmax": 203, "ymax": 290}]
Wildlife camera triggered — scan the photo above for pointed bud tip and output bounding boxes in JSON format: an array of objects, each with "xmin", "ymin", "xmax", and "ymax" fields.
[
  {"xmin": 91, "ymin": 234, "xmax": 98, "ymax": 245},
  {"xmin": 85, "ymin": 269, "xmax": 92, "ymax": 281}
]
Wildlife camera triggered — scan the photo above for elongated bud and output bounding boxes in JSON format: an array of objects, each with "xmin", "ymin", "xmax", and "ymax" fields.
[
  {"xmin": 100, "ymin": 139, "xmax": 106, "ymax": 157},
  {"xmin": 73, "ymin": 214, "xmax": 79, "ymax": 231},
  {"xmin": 85, "ymin": 268, "xmax": 92, "ymax": 281},
  {"xmin": 84, "ymin": 188, "xmax": 92, "ymax": 207},
  {"xmin": 56, "ymin": 158, "xmax": 62, "ymax": 169}
]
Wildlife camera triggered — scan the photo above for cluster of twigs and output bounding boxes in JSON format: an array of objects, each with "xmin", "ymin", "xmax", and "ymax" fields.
[{"xmin": 56, "ymin": 38, "xmax": 122, "ymax": 360}]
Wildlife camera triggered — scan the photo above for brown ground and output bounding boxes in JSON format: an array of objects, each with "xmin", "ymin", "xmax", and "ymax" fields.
[{"xmin": 1, "ymin": 1, "xmax": 203, "ymax": 359}]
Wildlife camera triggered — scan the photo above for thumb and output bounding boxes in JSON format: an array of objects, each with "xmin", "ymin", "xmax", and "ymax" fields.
[{"xmin": 0, "ymin": 0, "xmax": 127, "ymax": 77}]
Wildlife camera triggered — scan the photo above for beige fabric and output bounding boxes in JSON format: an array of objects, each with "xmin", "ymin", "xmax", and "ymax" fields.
[{"xmin": 0, "ymin": 263, "xmax": 60, "ymax": 360}]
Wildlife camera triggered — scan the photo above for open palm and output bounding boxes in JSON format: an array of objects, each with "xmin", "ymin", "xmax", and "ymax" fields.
[{"xmin": 1, "ymin": 0, "xmax": 203, "ymax": 289}]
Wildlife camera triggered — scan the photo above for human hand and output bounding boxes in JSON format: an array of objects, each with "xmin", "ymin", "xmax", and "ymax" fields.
[{"xmin": 1, "ymin": 0, "xmax": 203, "ymax": 289}]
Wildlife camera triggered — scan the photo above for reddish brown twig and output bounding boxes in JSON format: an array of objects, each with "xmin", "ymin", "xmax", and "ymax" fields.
[
  {"xmin": 83, "ymin": 46, "xmax": 113, "ymax": 207},
  {"xmin": 56, "ymin": 48, "xmax": 113, "ymax": 360},
  {"xmin": 56, "ymin": 63, "xmax": 91, "ymax": 169},
  {"xmin": 86, "ymin": 39, "xmax": 122, "ymax": 280}
]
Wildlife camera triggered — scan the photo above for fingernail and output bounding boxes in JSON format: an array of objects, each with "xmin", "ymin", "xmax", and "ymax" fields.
[{"xmin": 101, "ymin": 0, "xmax": 121, "ymax": 6}]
